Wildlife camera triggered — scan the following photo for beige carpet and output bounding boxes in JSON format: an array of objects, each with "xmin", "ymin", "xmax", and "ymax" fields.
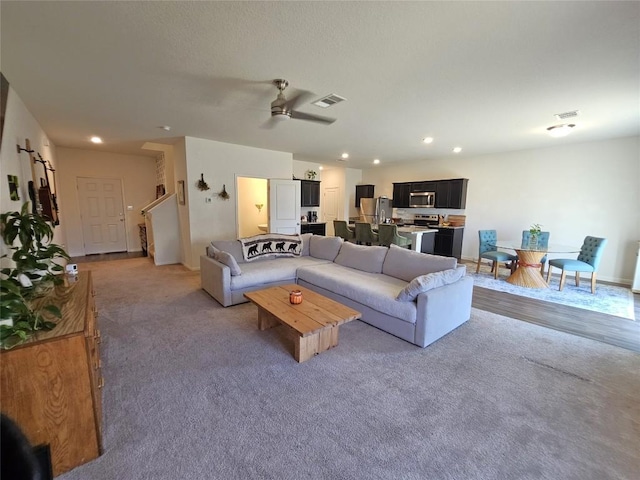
[{"xmin": 58, "ymin": 257, "xmax": 640, "ymax": 480}]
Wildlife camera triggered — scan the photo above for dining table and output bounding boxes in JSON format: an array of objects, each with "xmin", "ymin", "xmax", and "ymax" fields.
[{"xmin": 491, "ymin": 240, "xmax": 581, "ymax": 289}]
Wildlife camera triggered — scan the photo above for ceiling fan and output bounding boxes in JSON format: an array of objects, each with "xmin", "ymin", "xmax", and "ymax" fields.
[{"xmin": 265, "ymin": 79, "xmax": 336, "ymax": 128}]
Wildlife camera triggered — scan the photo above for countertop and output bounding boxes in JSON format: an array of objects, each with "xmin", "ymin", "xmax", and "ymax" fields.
[{"xmin": 301, "ymin": 221, "xmax": 326, "ymax": 225}]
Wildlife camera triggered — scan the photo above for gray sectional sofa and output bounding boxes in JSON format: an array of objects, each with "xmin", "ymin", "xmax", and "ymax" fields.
[{"xmin": 200, "ymin": 234, "xmax": 473, "ymax": 348}]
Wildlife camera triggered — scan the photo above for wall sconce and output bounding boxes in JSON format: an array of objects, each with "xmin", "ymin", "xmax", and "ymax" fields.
[{"xmin": 255, "ymin": 203, "xmax": 264, "ymax": 212}]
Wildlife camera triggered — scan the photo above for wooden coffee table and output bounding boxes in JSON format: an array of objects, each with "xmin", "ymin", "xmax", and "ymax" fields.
[{"xmin": 244, "ymin": 284, "xmax": 361, "ymax": 362}]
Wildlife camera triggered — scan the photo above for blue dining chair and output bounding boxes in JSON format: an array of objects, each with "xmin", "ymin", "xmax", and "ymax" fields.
[
  {"xmin": 546, "ymin": 236, "xmax": 607, "ymax": 294},
  {"xmin": 521, "ymin": 230, "xmax": 550, "ymax": 275},
  {"xmin": 476, "ymin": 230, "xmax": 517, "ymax": 279}
]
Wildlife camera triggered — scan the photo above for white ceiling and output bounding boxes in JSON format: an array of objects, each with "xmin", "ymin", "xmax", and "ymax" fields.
[{"xmin": 1, "ymin": 1, "xmax": 638, "ymax": 168}]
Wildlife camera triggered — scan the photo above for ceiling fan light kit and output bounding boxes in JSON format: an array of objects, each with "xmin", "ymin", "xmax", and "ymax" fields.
[{"xmin": 547, "ymin": 123, "xmax": 576, "ymax": 138}]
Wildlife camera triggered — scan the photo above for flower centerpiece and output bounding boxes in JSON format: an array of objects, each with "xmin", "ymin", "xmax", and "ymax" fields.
[
  {"xmin": 305, "ymin": 170, "xmax": 317, "ymax": 180},
  {"xmin": 529, "ymin": 223, "xmax": 542, "ymax": 248}
]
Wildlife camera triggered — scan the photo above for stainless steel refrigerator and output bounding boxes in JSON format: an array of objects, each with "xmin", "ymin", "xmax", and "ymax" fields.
[{"xmin": 360, "ymin": 197, "xmax": 392, "ymax": 224}]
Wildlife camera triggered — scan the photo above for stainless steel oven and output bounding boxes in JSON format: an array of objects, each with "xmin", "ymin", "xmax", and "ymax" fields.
[{"xmin": 409, "ymin": 191, "xmax": 435, "ymax": 208}]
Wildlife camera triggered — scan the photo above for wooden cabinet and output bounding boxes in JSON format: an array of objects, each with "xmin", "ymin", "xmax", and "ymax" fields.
[
  {"xmin": 0, "ymin": 273, "xmax": 103, "ymax": 477},
  {"xmin": 301, "ymin": 223, "xmax": 326, "ymax": 235},
  {"xmin": 355, "ymin": 184, "xmax": 375, "ymax": 208},
  {"xmin": 434, "ymin": 228, "xmax": 464, "ymax": 259},
  {"xmin": 411, "ymin": 181, "xmax": 437, "ymax": 193},
  {"xmin": 301, "ymin": 180, "xmax": 320, "ymax": 207},
  {"xmin": 435, "ymin": 179, "xmax": 468, "ymax": 209},
  {"xmin": 392, "ymin": 183, "xmax": 412, "ymax": 208}
]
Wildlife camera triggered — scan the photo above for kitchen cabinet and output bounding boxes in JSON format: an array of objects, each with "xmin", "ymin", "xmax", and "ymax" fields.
[
  {"xmin": 0, "ymin": 273, "xmax": 103, "ymax": 477},
  {"xmin": 435, "ymin": 179, "xmax": 468, "ymax": 209},
  {"xmin": 411, "ymin": 181, "xmax": 437, "ymax": 193},
  {"xmin": 301, "ymin": 223, "xmax": 326, "ymax": 235},
  {"xmin": 434, "ymin": 228, "xmax": 464, "ymax": 259},
  {"xmin": 301, "ymin": 180, "xmax": 320, "ymax": 207},
  {"xmin": 355, "ymin": 184, "xmax": 375, "ymax": 208},
  {"xmin": 392, "ymin": 182, "xmax": 412, "ymax": 208}
]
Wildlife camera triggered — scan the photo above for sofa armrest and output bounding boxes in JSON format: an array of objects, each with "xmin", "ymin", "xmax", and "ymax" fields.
[
  {"xmin": 414, "ymin": 275, "xmax": 473, "ymax": 347},
  {"xmin": 200, "ymin": 255, "xmax": 232, "ymax": 307}
]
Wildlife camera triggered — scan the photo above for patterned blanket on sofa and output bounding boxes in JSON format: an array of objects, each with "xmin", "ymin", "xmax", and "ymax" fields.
[{"xmin": 239, "ymin": 233, "xmax": 302, "ymax": 261}]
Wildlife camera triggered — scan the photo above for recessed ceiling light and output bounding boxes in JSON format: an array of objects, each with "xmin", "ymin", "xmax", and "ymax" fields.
[
  {"xmin": 547, "ymin": 123, "xmax": 576, "ymax": 138},
  {"xmin": 341, "ymin": 153, "xmax": 349, "ymax": 159},
  {"xmin": 90, "ymin": 136, "xmax": 103, "ymax": 144},
  {"xmin": 159, "ymin": 125, "xmax": 171, "ymax": 131},
  {"xmin": 423, "ymin": 137, "xmax": 434, "ymax": 144},
  {"xmin": 318, "ymin": 166, "xmax": 324, "ymax": 170},
  {"xmin": 453, "ymin": 147, "xmax": 462, "ymax": 153},
  {"xmin": 373, "ymin": 159, "xmax": 380, "ymax": 164}
]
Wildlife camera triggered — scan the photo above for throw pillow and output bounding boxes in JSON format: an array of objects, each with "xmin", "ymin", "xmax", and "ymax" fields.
[
  {"xmin": 396, "ymin": 266, "xmax": 466, "ymax": 302},
  {"xmin": 210, "ymin": 240, "xmax": 245, "ymax": 264},
  {"xmin": 300, "ymin": 233, "xmax": 313, "ymax": 256},
  {"xmin": 334, "ymin": 242, "xmax": 388, "ymax": 273},
  {"xmin": 211, "ymin": 246, "xmax": 242, "ymax": 276}
]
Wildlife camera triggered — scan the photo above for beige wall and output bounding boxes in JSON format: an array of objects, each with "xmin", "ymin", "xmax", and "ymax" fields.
[
  {"xmin": 0, "ymin": 86, "xmax": 65, "ymax": 261},
  {"xmin": 56, "ymin": 147, "xmax": 157, "ymax": 257},
  {"xmin": 181, "ymin": 137, "xmax": 292, "ymax": 269},
  {"xmin": 362, "ymin": 136, "xmax": 640, "ymax": 284}
]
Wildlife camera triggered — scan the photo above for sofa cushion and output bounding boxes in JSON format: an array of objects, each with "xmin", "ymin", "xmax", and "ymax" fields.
[
  {"xmin": 211, "ymin": 246, "xmax": 242, "ymax": 276},
  {"xmin": 297, "ymin": 263, "xmax": 416, "ymax": 323},
  {"xmin": 309, "ymin": 235, "xmax": 343, "ymax": 261},
  {"xmin": 397, "ymin": 266, "xmax": 466, "ymax": 302},
  {"xmin": 229, "ymin": 256, "xmax": 331, "ymax": 290},
  {"xmin": 210, "ymin": 240, "xmax": 245, "ymax": 264},
  {"xmin": 301, "ymin": 233, "xmax": 313, "ymax": 256},
  {"xmin": 334, "ymin": 242, "xmax": 388, "ymax": 273},
  {"xmin": 382, "ymin": 244, "xmax": 457, "ymax": 282}
]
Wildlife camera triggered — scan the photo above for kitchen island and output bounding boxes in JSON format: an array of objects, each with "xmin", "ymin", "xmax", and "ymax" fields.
[{"xmin": 395, "ymin": 226, "xmax": 438, "ymax": 253}]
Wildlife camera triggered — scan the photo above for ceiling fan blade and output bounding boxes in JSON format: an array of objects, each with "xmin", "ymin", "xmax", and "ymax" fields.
[
  {"xmin": 291, "ymin": 110, "xmax": 336, "ymax": 125},
  {"xmin": 260, "ymin": 117, "xmax": 280, "ymax": 129},
  {"xmin": 283, "ymin": 90, "xmax": 314, "ymax": 110}
]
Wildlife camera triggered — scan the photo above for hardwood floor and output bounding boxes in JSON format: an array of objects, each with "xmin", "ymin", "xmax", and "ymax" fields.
[{"xmin": 466, "ymin": 261, "xmax": 640, "ymax": 353}]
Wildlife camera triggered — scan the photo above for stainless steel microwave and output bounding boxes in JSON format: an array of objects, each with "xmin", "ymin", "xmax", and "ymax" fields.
[{"xmin": 409, "ymin": 191, "xmax": 436, "ymax": 208}]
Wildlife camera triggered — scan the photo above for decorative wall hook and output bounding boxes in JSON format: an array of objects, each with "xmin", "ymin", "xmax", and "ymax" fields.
[
  {"xmin": 218, "ymin": 184, "xmax": 230, "ymax": 200},
  {"xmin": 16, "ymin": 144, "xmax": 35, "ymax": 154},
  {"xmin": 197, "ymin": 173, "xmax": 210, "ymax": 191}
]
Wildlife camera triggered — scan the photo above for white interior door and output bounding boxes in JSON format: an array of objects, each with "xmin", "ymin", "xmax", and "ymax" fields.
[
  {"xmin": 77, "ymin": 177, "xmax": 127, "ymax": 254},
  {"xmin": 268, "ymin": 179, "xmax": 301, "ymax": 234},
  {"xmin": 323, "ymin": 186, "xmax": 340, "ymax": 236}
]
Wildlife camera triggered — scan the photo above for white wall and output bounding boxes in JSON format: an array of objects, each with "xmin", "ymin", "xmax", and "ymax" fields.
[
  {"xmin": 56, "ymin": 147, "xmax": 157, "ymax": 257},
  {"xmin": 0, "ymin": 86, "xmax": 66, "ymax": 261},
  {"xmin": 362, "ymin": 136, "xmax": 640, "ymax": 284},
  {"xmin": 181, "ymin": 137, "xmax": 292, "ymax": 269}
]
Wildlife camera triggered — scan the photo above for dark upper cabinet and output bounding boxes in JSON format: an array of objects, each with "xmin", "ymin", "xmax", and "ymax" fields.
[
  {"xmin": 435, "ymin": 178, "xmax": 468, "ymax": 209},
  {"xmin": 411, "ymin": 181, "xmax": 437, "ymax": 193},
  {"xmin": 392, "ymin": 183, "xmax": 411, "ymax": 208},
  {"xmin": 301, "ymin": 180, "xmax": 320, "ymax": 207},
  {"xmin": 355, "ymin": 184, "xmax": 375, "ymax": 208}
]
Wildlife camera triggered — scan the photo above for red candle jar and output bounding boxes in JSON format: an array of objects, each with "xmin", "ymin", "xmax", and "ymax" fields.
[{"xmin": 289, "ymin": 290, "xmax": 303, "ymax": 304}]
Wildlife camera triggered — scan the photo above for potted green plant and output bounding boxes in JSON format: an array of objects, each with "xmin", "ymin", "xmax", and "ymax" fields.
[
  {"xmin": 306, "ymin": 170, "xmax": 317, "ymax": 180},
  {"xmin": 0, "ymin": 202, "xmax": 70, "ymax": 348},
  {"xmin": 529, "ymin": 223, "xmax": 542, "ymax": 247}
]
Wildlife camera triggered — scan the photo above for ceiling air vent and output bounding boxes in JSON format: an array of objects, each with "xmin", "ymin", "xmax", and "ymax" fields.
[
  {"xmin": 554, "ymin": 110, "xmax": 580, "ymax": 120},
  {"xmin": 313, "ymin": 94, "xmax": 346, "ymax": 108}
]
